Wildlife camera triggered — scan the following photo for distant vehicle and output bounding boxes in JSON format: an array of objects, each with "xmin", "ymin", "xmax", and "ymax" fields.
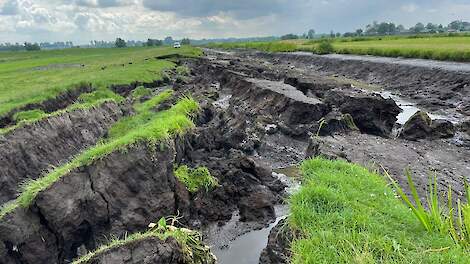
[{"xmin": 173, "ymin": 42, "xmax": 181, "ymax": 48}]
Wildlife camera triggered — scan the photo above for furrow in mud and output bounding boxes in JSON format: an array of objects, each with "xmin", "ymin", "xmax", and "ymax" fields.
[
  {"xmin": 0, "ymin": 84, "xmax": 93, "ymax": 129},
  {"xmin": 0, "ymin": 101, "xmax": 124, "ymax": 204}
]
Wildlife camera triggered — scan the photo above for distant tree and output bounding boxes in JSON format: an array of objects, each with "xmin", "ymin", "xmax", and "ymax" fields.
[
  {"xmin": 330, "ymin": 30, "xmax": 335, "ymax": 38},
  {"xmin": 355, "ymin": 29, "xmax": 363, "ymax": 36},
  {"xmin": 115, "ymin": 38, "xmax": 126, "ymax": 48},
  {"xmin": 280, "ymin": 34, "xmax": 299, "ymax": 40},
  {"xmin": 448, "ymin": 20, "xmax": 462, "ymax": 31},
  {"xmin": 181, "ymin": 38, "xmax": 191, "ymax": 45},
  {"xmin": 163, "ymin": 36, "xmax": 174, "ymax": 45},
  {"xmin": 146, "ymin": 38, "xmax": 163, "ymax": 47},
  {"xmin": 335, "ymin": 32, "xmax": 341, "ymax": 38},
  {"xmin": 437, "ymin": 24, "xmax": 445, "ymax": 33},
  {"xmin": 307, "ymin": 29, "xmax": 316, "ymax": 39},
  {"xmin": 343, "ymin": 32, "xmax": 356, "ymax": 37},
  {"xmin": 426, "ymin": 23, "xmax": 438, "ymax": 33},
  {"xmin": 411, "ymin": 22, "xmax": 425, "ymax": 33},
  {"xmin": 24, "ymin": 42, "xmax": 40, "ymax": 51},
  {"xmin": 365, "ymin": 21, "xmax": 379, "ymax": 35},
  {"xmin": 396, "ymin": 24, "xmax": 406, "ymax": 32}
]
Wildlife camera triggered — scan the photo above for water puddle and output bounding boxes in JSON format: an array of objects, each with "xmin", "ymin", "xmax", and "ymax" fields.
[
  {"xmin": 205, "ymin": 166, "xmax": 299, "ymax": 264},
  {"xmin": 378, "ymin": 91, "xmax": 455, "ymax": 125}
]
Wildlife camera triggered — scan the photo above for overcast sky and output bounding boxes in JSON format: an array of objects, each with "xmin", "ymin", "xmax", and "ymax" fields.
[{"xmin": 0, "ymin": 0, "xmax": 469, "ymax": 44}]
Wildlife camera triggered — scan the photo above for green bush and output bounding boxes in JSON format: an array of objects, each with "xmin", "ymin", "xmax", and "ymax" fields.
[{"xmin": 316, "ymin": 40, "xmax": 335, "ymax": 55}]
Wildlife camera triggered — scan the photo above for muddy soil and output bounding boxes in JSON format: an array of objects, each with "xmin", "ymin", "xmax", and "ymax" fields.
[{"xmin": 1, "ymin": 50, "xmax": 470, "ymax": 264}]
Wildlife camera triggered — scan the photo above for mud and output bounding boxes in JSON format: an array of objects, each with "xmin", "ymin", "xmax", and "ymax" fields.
[
  {"xmin": 85, "ymin": 237, "xmax": 185, "ymax": 264},
  {"xmin": 1, "ymin": 50, "xmax": 470, "ymax": 264}
]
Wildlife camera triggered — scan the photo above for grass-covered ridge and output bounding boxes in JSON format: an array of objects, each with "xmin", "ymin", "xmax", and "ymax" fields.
[
  {"xmin": 72, "ymin": 217, "xmax": 215, "ymax": 264},
  {"xmin": 208, "ymin": 35, "xmax": 470, "ymax": 62},
  {"xmin": 0, "ymin": 91, "xmax": 199, "ymax": 219},
  {"xmin": 0, "ymin": 88, "xmax": 124, "ymax": 135},
  {"xmin": 0, "ymin": 46, "xmax": 202, "ymax": 117},
  {"xmin": 174, "ymin": 165, "xmax": 219, "ymax": 193},
  {"xmin": 289, "ymin": 158, "xmax": 470, "ymax": 263}
]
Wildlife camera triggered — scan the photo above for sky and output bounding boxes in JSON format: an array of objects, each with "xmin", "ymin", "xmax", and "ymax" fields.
[{"xmin": 0, "ymin": 0, "xmax": 469, "ymax": 44}]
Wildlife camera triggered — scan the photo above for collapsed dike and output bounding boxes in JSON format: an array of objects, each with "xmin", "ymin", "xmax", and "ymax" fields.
[{"xmin": 1, "ymin": 50, "xmax": 470, "ymax": 264}]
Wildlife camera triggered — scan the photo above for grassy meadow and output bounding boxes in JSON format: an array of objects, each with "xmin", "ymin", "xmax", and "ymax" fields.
[
  {"xmin": 0, "ymin": 46, "xmax": 201, "ymax": 117},
  {"xmin": 288, "ymin": 158, "xmax": 470, "ymax": 263},
  {"xmin": 208, "ymin": 34, "xmax": 470, "ymax": 62}
]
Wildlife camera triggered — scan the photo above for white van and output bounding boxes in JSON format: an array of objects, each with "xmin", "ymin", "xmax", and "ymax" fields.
[{"xmin": 173, "ymin": 41, "xmax": 181, "ymax": 48}]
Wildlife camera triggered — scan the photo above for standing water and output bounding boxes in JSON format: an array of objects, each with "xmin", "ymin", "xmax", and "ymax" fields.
[{"xmin": 205, "ymin": 167, "xmax": 300, "ymax": 264}]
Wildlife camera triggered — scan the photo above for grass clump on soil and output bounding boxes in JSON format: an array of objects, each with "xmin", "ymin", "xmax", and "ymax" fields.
[
  {"xmin": 0, "ymin": 91, "xmax": 199, "ymax": 219},
  {"xmin": 386, "ymin": 169, "xmax": 470, "ymax": 249},
  {"xmin": 72, "ymin": 217, "xmax": 215, "ymax": 264},
  {"xmin": 131, "ymin": 86, "xmax": 152, "ymax": 100},
  {"xmin": 174, "ymin": 165, "xmax": 219, "ymax": 193},
  {"xmin": 0, "ymin": 46, "xmax": 202, "ymax": 118},
  {"xmin": 289, "ymin": 158, "xmax": 470, "ymax": 264},
  {"xmin": 0, "ymin": 88, "xmax": 123, "ymax": 135},
  {"xmin": 12, "ymin": 109, "xmax": 47, "ymax": 122}
]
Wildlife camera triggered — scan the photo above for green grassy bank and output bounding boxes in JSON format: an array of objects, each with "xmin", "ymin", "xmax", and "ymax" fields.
[{"xmin": 288, "ymin": 158, "xmax": 470, "ymax": 263}]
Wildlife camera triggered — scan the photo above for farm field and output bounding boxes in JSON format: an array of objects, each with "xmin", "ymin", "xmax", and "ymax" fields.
[
  {"xmin": 208, "ymin": 35, "xmax": 470, "ymax": 62},
  {"xmin": 0, "ymin": 46, "xmax": 201, "ymax": 117}
]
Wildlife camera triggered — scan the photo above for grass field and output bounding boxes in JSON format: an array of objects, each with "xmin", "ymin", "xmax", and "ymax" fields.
[
  {"xmin": 0, "ymin": 46, "xmax": 201, "ymax": 117},
  {"xmin": 208, "ymin": 34, "xmax": 470, "ymax": 62},
  {"xmin": 289, "ymin": 158, "xmax": 470, "ymax": 263}
]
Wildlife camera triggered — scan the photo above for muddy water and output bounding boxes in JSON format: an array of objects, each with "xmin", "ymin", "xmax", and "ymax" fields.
[
  {"xmin": 206, "ymin": 167, "xmax": 300, "ymax": 264},
  {"xmin": 378, "ymin": 91, "xmax": 460, "ymax": 125}
]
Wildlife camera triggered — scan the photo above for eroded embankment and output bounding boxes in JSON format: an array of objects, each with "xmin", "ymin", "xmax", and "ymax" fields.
[
  {"xmin": 2, "ymin": 50, "xmax": 470, "ymax": 264},
  {"xmin": 254, "ymin": 51, "xmax": 470, "ymax": 116},
  {"xmin": 0, "ymin": 102, "xmax": 124, "ymax": 204},
  {"xmin": 0, "ymin": 84, "xmax": 93, "ymax": 129}
]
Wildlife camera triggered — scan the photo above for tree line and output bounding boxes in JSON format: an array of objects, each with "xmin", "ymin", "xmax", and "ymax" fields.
[{"xmin": 281, "ymin": 20, "xmax": 470, "ymax": 40}]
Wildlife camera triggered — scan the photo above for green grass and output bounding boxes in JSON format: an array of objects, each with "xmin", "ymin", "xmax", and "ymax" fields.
[
  {"xmin": 131, "ymin": 86, "xmax": 152, "ymax": 100},
  {"xmin": 289, "ymin": 158, "xmax": 470, "ymax": 263},
  {"xmin": 72, "ymin": 217, "xmax": 215, "ymax": 264},
  {"xmin": 208, "ymin": 35, "xmax": 470, "ymax": 62},
  {"xmin": 0, "ymin": 88, "xmax": 124, "ymax": 135},
  {"xmin": 0, "ymin": 91, "xmax": 199, "ymax": 219},
  {"xmin": 0, "ymin": 46, "xmax": 202, "ymax": 117},
  {"xmin": 174, "ymin": 165, "xmax": 219, "ymax": 193},
  {"xmin": 13, "ymin": 109, "xmax": 47, "ymax": 122}
]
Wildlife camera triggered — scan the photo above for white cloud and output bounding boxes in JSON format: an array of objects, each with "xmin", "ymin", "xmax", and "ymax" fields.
[
  {"xmin": 401, "ymin": 3, "xmax": 418, "ymax": 13},
  {"xmin": 0, "ymin": 0, "xmax": 470, "ymax": 44}
]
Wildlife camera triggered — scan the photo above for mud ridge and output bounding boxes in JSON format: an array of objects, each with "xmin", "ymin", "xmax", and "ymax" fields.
[{"xmin": 0, "ymin": 101, "xmax": 124, "ymax": 204}]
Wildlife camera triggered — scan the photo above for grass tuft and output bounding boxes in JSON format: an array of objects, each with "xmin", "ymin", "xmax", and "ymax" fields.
[
  {"xmin": 131, "ymin": 86, "xmax": 152, "ymax": 100},
  {"xmin": 174, "ymin": 165, "xmax": 219, "ymax": 193},
  {"xmin": 13, "ymin": 109, "xmax": 47, "ymax": 122},
  {"xmin": 72, "ymin": 217, "xmax": 215, "ymax": 264},
  {"xmin": 386, "ymin": 169, "xmax": 470, "ymax": 249}
]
